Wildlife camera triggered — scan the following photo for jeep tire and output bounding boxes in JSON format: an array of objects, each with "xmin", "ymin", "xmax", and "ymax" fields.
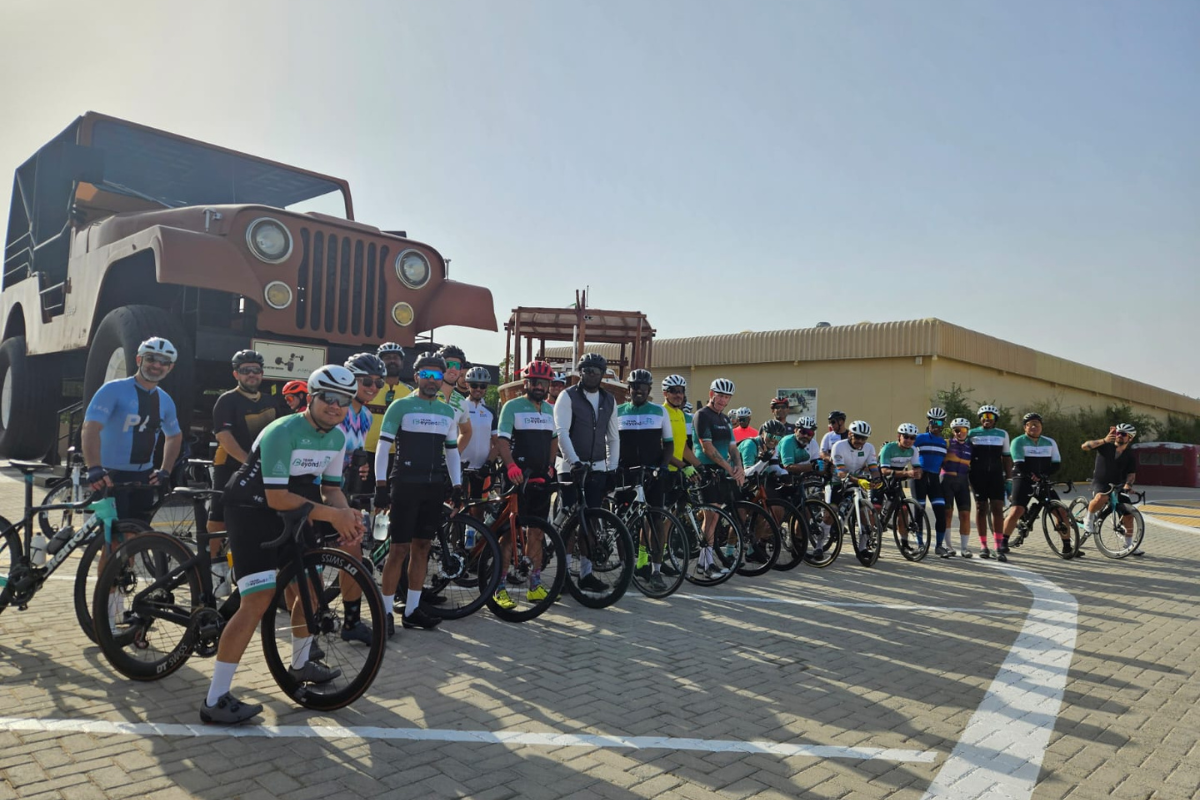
[{"xmin": 0, "ymin": 336, "xmax": 60, "ymax": 458}]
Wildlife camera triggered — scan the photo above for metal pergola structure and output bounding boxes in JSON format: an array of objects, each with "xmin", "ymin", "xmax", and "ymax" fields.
[{"xmin": 503, "ymin": 289, "xmax": 655, "ymax": 381}]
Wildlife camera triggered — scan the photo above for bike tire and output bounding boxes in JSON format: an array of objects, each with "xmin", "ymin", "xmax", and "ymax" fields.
[
  {"xmin": 682, "ymin": 504, "xmax": 743, "ymax": 587},
  {"xmin": 799, "ymin": 498, "xmax": 843, "ymax": 568},
  {"xmin": 0, "ymin": 517, "xmax": 20, "ymax": 613},
  {"xmin": 73, "ymin": 520, "xmax": 152, "ymax": 643},
  {"xmin": 38, "ymin": 479, "xmax": 87, "ymax": 539},
  {"xmin": 424, "ymin": 513, "xmax": 502, "ymax": 620},
  {"xmin": 733, "ymin": 500, "xmax": 781, "ymax": 576},
  {"xmin": 92, "ymin": 532, "xmax": 204, "ymax": 681},
  {"xmin": 261, "ymin": 547, "xmax": 386, "ymax": 711},
  {"xmin": 630, "ymin": 507, "xmax": 690, "ymax": 600},
  {"xmin": 1093, "ymin": 506, "xmax": 1145, "ymax": 559},
  {"xmin": 1041, "ymin": 500, "xmax": 1080, "ymax": 559},
  {"xmin": 768, "ymin": 498, "xmax": 806, "ymax": 571},
  {"xmin": 481, "ymin": 516, "xmax": 567, "ymax": 622},
  {"xmin": 852, "ymin": 504, "xmax": 883, "ymax": 567},
  {"xmin": 892, "ymin": 499, "xmax": 931, "ymax": 562},
  {"xmin": 149, "ymin": 492, "xmax": 202, "ymax": 542},
  {"xmin": 563, "ymin": 507, "xmax": 635, "ymax": 609}
]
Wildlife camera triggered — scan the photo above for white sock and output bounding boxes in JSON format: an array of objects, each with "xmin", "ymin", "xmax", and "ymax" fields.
[
  {"xmin": 107, "ymin": 593, "xmax": 120, "ymax": 630},
  {"xmin": 291, "ymin": 636, "xmax": 313, "ymax": 669},
  {"xmin": 206, "ymin": 661, "xmax": 238, "ymax": 707},
  {"xmin": 1124, "ymin": 535, "xmax": 1133, "ymax": 547},
  {"xmin": 383, "ymin": 595, "xmax": 394, "ymax": 615},
  {"xmin": 960, "ymin": 535, "xmax": 969, "ymax": 552},
  {"xmin": 404, "ymin": 588, "xmax": 421, "ymax": 617},
  {"xmin": 652, "ymin": 563, "xmax": 661, "ymax": 574},
  {"xmin": 580, "ymin": 557, "xmax": 593, "ymax": 577}
]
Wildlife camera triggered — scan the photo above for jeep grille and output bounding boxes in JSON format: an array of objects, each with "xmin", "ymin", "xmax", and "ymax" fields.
[{"xmin": 295, "ymin": 228, "xmax": 389, "ymax": 338}]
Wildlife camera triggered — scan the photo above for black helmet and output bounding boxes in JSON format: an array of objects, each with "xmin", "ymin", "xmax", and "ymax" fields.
[
  {"xmin": 828, "ymin": 410, "xmax": 846, "ymax": 421},
  {"xmin": 627, "ymin": 368, "xmax": 653, "ymax": 386},
  {"xmin": 231, "ymin": 349, "xmax": 264, "ymax": 369},
  {"xmin": 760, "ymin": 420, "xmax": 787, "ymax": 437},
  {"xmin": 578, "ymin": 352, "xmax": 607, "ymax": 372},
  {"xmin": 1022, "ymin": 412, "xmax": 1043, "ymax": 424},
  {"xmin": 414, "ymin": 353, "xmax": 448, "ymax": 373},
  {"xmin": 344, "ymin": 352, "xmax": 386, "ymax": 377},
  {"xmin": 435, "ymin": 344, "xmax": 466, "ymax": 363}
]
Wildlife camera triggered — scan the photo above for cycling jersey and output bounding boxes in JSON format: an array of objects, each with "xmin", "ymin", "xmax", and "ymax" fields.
[
  {"xmin": 693, "ymin": 406, "xmax": 733, "ymax": 466},
  {"xmin": 830, "ymin": 439, "xmax": 878, "ymax": 478},
  {"xmin": 878, "ymin": 442, "xmax": 915, "ymax": 470},
  {"xmin": 616, "ymin": 401, "xmax": 672, "ymax": 469},
  {"xmin": 498, "ymin": 396, "xmax": 557, "ymax": 478},
  {"xmin": 968, "ymin": 425, "xmax": 1011, "ymax": 474},
  {"xmin": 364, "ymin": 380, "xmax": 412, "ymax": 452},
  {"xmin": 665, "ymin": 404, "xmax": 689, "ymax": 472},
  {"xmin": 913, "ymin": 432, "xmax": 948, "ymax": 474},
  {"xmin": 1091, "ymin": 442, "xmax": 1135, "ymax": 487},
  {"xmin": 820, "ymin": 430, "xmax": 847, "ymax": 456},
  {"xmin": 460, "ymin": 398, "xmax": 496, "ymax": 469},
  {"xmin": 376, "ymin": 395, "xmax": 461, "ymax": 485},
  {"xmin": 777, "ymin": 434, "xmax": 816, "ymax": 467},
  {"xmin": 223, "ymin": 413, "xmax": 346, "ymax": 508},
  {"xmin": 942, "ymin": 438, "xmax": 972, "ymax": 478},
  {"xmin": 438, "ymin": 386, "xmax": 471, "ymax": 429},
  {"xmin": 1010, "ymin": 434, "xmax": 1062, "ymax": 477},
  {"xmin": 211, "ymin": 388, "xmax": 282, "ymax": 467},
  {"xmin": 84, "ymin": 377, "xmax": 182, "ymax": 472},
  {"xmin": 338, "ymin": 404, "xmax": 372, "ymax": 454},
  {"xmin": 733, "ymin": 425, "xmax": 758, "ymax": 444}
]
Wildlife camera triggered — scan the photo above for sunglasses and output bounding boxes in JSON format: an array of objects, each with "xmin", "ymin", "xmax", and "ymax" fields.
[
  {"xmin": 417, "ymin": 369, "xmax": 444, "ymax": 381},
  {"xmin": 236, "ymin": 367, "xmax": 262, "ymax": 376},
  {"xmin": 850, "ymin": 434, "xmax": 867, "ymax": 441},
  {"xmin": 357, "ymin": 377, "xmax": 384, "ymax": 388},
  {"xmin": 799, "ymin": 428, "xmax": 815, "ymax": 436},
  {"xmin": 444, "ymin": 360, "xmax": 463, "ymax": 370},
  {"xmin": 314, "ymin": 391, "xmax": 352, "ymax": 408},
  {"xmin": 528, "ymin": 378, "xmax": 550, "ymax": 388},
  {"xmin": 580, "ymin": 367, "xmax": 603, "ymax": 377},
  {"xmin": 664, "ymin": 387, "xmax": 685, "ymax": 395},
  {"xmin": 899, "ymin": 434, "xmax": 915, "ymax": 440},
  {"xmin": 469, "ymin": 382, "xmax": 488, "ymax": 390},
  {"xmin": 929, "ymin": 420, "xmax": 945, "ymax": 427},
  {"xmin": 142, "ymin": 355, "xmax": 173, "ymax": 366}
]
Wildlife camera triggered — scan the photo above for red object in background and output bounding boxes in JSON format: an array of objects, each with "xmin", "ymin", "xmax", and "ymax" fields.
[{"xmin": 1131, "ymin": 443, "xmax": 1200, "ymax": 488}]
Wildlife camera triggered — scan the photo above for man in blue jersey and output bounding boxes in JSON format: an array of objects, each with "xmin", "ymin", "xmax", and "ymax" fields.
[
  {"xmin": 912, "ymin": 407, "xmax": 954, "ymax": 557},
  {"xmin": 83, "ymin": 337, "xmax": 183, "ymax": 523}
]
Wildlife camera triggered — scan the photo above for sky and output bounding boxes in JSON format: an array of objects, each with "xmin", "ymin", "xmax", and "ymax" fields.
[{"xmin": 2, "ymin": 0, "xmax": 1198, "ymax": 397}]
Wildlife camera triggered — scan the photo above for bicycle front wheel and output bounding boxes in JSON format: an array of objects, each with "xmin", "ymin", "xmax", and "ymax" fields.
[
  {"xmin": 768, "ymin": 498, "xmax": 806, "ymax": 572},
  {"xmin": 480, "ymin": 516, "xmax": 567, "ymax": 622},
  {"xmin": 799, "ymin": 499, "xmax": 843, "ymax": 568},
  {"xmin": 733, "ymin": 500, "xmax": 781, "ymax": 577},
  {"xmin": 1094, "ymin": 507, "xmax": 1145, "ymax": 558},
  {"xmin": 149, "ymin": 492, "xmax": 201, "ymax": 542},
  {"xmin": 563, "ymin": 507, "xmax": 635, "ymax": 609},
  {"xmin": 0, "ymin": 517, "xmax": 21, "ymax": 613},
  {"xmin": 261, "ymin": 547, "xmax": 386, "ymax": 711},
  {"xmin": 682, "ymin": 504, "xmax": 743, "ymax": 587},
  {"xmin": 1041, "ymin": 500, "xmax": 1080, "ymax": 559},
  {"xmin": 892, "ymin": 500, "xmax": 930, "ymax": 562},
  {"xmin": 38, "ymin": 480, "xmax": 88, "ymax": 539},
  {"xmin": 853, "ymin": 505, "xmax": 884, "ymax": 567},
  {"xmin": 74, "ymin": 520, "xmax": 152, "ymax": 643},
  {"xmin": 424, "ymin": 513, "xmax": 502, "ymax": 620},
  {"xmin": 631, "ymin": 507, "xmax": 689, "ymax": 600},
  {"xmin": 92, "ymin": 531, "xmax": 204, "ymax": 681}
]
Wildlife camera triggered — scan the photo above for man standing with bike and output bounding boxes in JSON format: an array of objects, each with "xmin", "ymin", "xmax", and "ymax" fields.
[
  {"xmin": 1081, "ymin": 423, "xmax": 1142, "ymax": 555},
  {"xmin": 1002, "ymin": 412, "xmax": 1069, "ymax": 558},
  {"xmin": 767, "ymin": 396, "xmax": 795, "ymax": 435},
  {"xmin": 363, "ymin": 343, "xmax": 412, "ymax": 491},
  {"xmin": 968, "ymin": 404, "xmax": 1012, "ymax": 559},
  {"xmin": 913, "ymin": 407, "xmax": 954, "ymax": 558},
  {"xmin": 205, "ymin": 365, "xmax": 365, "ymax": 725},
  {"xmin": 830, "ymin": 420, "xmax": 883, "ymax": 554},
  {"xmin": 616, "ymin": 369, "xmax": 674, "ymax": 590},
  {"xmin": 693, "ymin": 378, "xmax": 744, "ymax": 578}
]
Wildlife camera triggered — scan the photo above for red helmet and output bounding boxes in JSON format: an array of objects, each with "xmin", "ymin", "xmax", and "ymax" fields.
[
  {"xmin": 282, "ymin": 380, "xmax": 308, "ymax": 397},
  {"xmin": 770, "ymin": 397, "xmax": 789, "ymax": 409},
  {"xmin": 522, "ymin": 360, "xmax": 555, "ymax": 381}
]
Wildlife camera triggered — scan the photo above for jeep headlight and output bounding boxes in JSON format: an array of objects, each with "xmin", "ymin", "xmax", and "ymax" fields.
[
  {"xmin": 246, "ymin": 218, "xmax": 293, "ymax": 263},
  {"xmin": 391, "ymin": 302, "xmax": 415, "ymax": 327},
  {"xmin": 395, "ymin": 250, "xmax": 431, "ymax": 289},
  {"xmin": 264, "ymin": 281, "xmax": 293, "ymax": 309}
]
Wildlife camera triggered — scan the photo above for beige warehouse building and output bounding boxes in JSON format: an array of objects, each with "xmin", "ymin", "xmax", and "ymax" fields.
[{"xmin": 546, "ymin": 318, "xmax": 1200, "ymax": 435}]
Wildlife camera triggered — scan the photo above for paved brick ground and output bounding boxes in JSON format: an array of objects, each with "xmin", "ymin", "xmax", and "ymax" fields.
[{"xmin": 1, "ymin": 469, "xmax": 1197, "ymax": 799}]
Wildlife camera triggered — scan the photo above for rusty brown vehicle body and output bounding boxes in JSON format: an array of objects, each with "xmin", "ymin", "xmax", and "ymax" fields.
[{"xmin": 0, "ymin": 112, "xmax": 495, "ymax": 458}]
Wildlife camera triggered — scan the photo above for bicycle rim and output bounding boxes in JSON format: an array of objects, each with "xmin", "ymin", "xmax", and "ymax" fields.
[
  {"xmin": 564, "ymin": 507, "xmax": 634, "ymax": 609},
  {"xmin": 799, "ymin": 499, "xmax": 842, "ymax": 568},
  {"xmin": 683, "ymin": 504, "xmax": 742, "ymax": 586},
  {"xmin": 482, "ymin": 516, "xmax": 566, "ymax": 622},
  {"xmin": 262, "ymin": 548, "xmax": 386, "ymax": 711},
  {"xmin": 75, "ymin": 521, "xmax": 151, "ymax": 643},
  {"xmin": 631, "ymin": 507, "xmax": 689, "ymax": 599},
  {"xmin": 893, "ymin": 500, "xmax": 930, "ymax": 562},
  {"xmin": 768, "ymin": 499, "xmax": 805, "ymax": 571},
  {"xmin": 1041, "ymin": 501, "xmax": 1080, "ymax": 559},
  {"xmin": 1093, "ymin": 508, "xmax": 1144, "ymax": 559},
  {"xmin": 734, "ymin": 501, "xmax": 780, "ymax": 576},
  {"xmin": 426, "ymin": 514, "xmax": 501, "ymax": 620},
  {"xmin": 0, "ymin": 520, "xmax": 20, "ymax": 612},
  {"xmin": 39, "ymin": 481, "xmax": 86, "ymax": 539},
  {"xmin": 149, "ymin": 492, "xmax": 200, "ymax": 542}
]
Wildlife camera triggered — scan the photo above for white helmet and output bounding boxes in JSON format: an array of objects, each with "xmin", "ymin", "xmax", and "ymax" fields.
[
  {"xmin": 137, "ymin": 337, "xmax": 177, "ymax": 363},
  {"xmin": 1115, "ymin": 423, "xmax": 1137, "ymax": 436},
  {"xmin": 682, "ymin": 402, "xmax": 693, "ymax": 414},
  {"xmin": 927, "ymin": 407, "xmax": 947, "ymax": 421},
  {"xmin": 734, "ymin": 406, "xmax": 752, "ymax": 419},
  {"xmin": 662, "ymin": 374, "xmax": 687, "ymax": 391},
  {"xmin": 978, "ymin": 404, "xmax": 999, "ymax": 417},
  {"xmin": 307, "ymin": 365, "xmax": 357, "ymax": 398},
  {"xmin": 465, "ymin": 366, "xmax": 491, "ymax": 383},
  {"xmin": 849, "ymin": 420, "xmax": 872, "ymax": 438},
  {"xmin": 710, "ymin": 378, "xmax": 735, "ymax": 395},
  {"xmin": 951, "ymin": 417, "xmax": 971, "ymax": 430},
  {"xmin": 897, "ymin": 422, "xmax": 920, "ymax": 437},
  {"xmin": 797, "ymin": 416, "xmax": 816, "ymax": 430},
  {"xmin": 551, "ymin": 372, "xmax": 567, "ymax": 385}
]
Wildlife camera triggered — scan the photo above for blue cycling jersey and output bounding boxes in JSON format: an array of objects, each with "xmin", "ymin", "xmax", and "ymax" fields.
[
  {"xmin": 913, "ymin": 432, "xmax": 948, "ymax": 474},
  {"xmin": 84, "ymin": 377, "xmax": 181, "ymax": 471}
]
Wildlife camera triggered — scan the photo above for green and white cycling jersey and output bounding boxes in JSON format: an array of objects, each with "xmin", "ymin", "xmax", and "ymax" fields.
[
  {"xmin": 969, "ymin": 425, "xmax": 1011, "ymax": 474},
  {"xmin": 830, "ymin": 438, "xmax": 878, "ymax": 478},
  {"xmin": 617, "ymin": 401, "xmax": 672, "ymax": 469},
  {"xmin": 224, "ymin": 413, "xmax": 347, "ymax": 507},
  {"xmin": 1010, "ymin": 434, "xmax": 1061, "ymax": 477},
  {"xmin": 777, "ymin": 434, "xmax": 816, "ymax": 467},
  {"xmin": 376, "ymin": 394, "xmax": 460, "ymax": 484},
  {"xmin": 498, "ymin": 395, "xmax": 558, "ymax": 478},
  {"xmin": 878, "ymin": 442, "xmax": 915, "ymax": 470}
]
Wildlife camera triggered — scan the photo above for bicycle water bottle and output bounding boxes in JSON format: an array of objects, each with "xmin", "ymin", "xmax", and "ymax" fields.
[
  {"xmin": 464, "ymin": 526, "xmax": 476, "ymax": 549},
  {"xmin": 372, "ymin": 513, "xmax": 389, "ymax": 541},
  {"xmin": 29, "ymin": 532, "xmax": 48, "ymax": 567}
]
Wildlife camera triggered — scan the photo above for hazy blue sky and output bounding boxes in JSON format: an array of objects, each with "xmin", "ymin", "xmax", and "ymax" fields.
[{"xmin": 3, "ymin": 1, "xmax": 1197, "ymax": 397}]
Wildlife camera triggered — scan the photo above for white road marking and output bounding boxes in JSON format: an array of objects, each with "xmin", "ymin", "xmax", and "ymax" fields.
[
  {"xmin": 922, "ymin": 562, "xmax": 1078, "ymax": 800},
  {"xmin": 687, "ymin": 594, "xmax": 1023, "ymax": 614},
  {"xmin": 0, "ymin": 716, "xmax": 935, "ymax": 761}
]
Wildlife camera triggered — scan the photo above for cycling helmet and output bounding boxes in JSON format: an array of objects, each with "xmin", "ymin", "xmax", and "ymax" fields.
[
  {"xmin": 137, "ymin": 337, "xmax": 177, "ymax": 363},
  {"xmin": 734, "ymin": 406, "xmax": 752, "ymax": 419},
  {"xmin": 760, "ymin": 420, "xmax": 787, "ymax": 437},
  {"xmin": 465, "ymin": 366, "xmax": 491, "ymax": 383},
  {"xmin": 522, "ymin": 360, "xmax": 555, "ymax": 381},
  {"xmin": 377, "ymin": 342, "xmax": 405, "ymax": 356},
  {"xmin": 927, "ymin": 407, "xmax": 947, "ymax": 421},
  {"xmin": 282, "ymin": 379, "xmax": 308, "ymax": 397},
  {"xmin": 978, "ymin": 404, "xmax": 999, "ymax": 417},
  {"xmin": 1116, "ymin": 423, "xmax": 1137, "ymax": 436},
  {"xmin": 551, "ymin": 372, "xmax": 567, "ymax": 385},
  {"xmin": 951, "ymin": 417, "xmax": 971, "ymax": 430},
  {"xmin": 770, "ymin": 397, "xmax": 789, "ymax": 409},
  {"xmin": 627, "ymin": 368, "xmax": 653, "ymax": 386},
  {"xmin": 344, "ymin": 352, "xmax": 386, "ymax": 376},
  {"xmin": 231, "ymin": 349, "xmax": 264, "ymax": 369},
  {"xmin": 682, "ymin": 402, "xmax": 693, "ymax": 414},
  {"xmin": 414, "ymin": 353, "xmax": 447, "ymax": 373},
  {"xmin": 848, "ymin": 420, "xmax": 872, "ymax": 438},
  {"xmin": 435, "ymin": 344, "xmax": 466, "ymax": 363},
  {"xmin": 1022, "ymin": 412, "xmax": 1042, "ymax": 424},
  {"xmin": 897, "ymin": 422, "xmax": 920, "ymax": 437},
  {"xmin": 662, "ymin": 374, "xmax": 687, "ymax": 392},
  {"xmin": 828, "ymin": 410, "xmax": 846, "ymax": 421},
  {"xmin": 578, "ymin": 352, "xmax": 607, "ymax": 372},
  {"xmin": 307, "ymin": 365, "xmax": 357, "ymax": 397},
  {"xmin": 797, "ymin": 416, "xmax": 817, "ymax": 430},
  {"xmin": 710, "ymin": 378, "xmax": 735, "ymax": 395}
]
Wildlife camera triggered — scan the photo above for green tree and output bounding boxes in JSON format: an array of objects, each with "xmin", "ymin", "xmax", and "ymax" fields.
[{"xmin": 1153, "ymin": 414, "xmax": 1200, "ymax": 445}]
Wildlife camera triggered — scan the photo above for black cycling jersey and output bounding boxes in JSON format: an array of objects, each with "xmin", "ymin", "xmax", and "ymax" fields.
[
  {"xmin": 1092, "ymin": 442, "xmax": 1135, "ymax": 487},
  {"xmin": 212, "ymin": 388, "xmax": 284, "ymax": 467}
]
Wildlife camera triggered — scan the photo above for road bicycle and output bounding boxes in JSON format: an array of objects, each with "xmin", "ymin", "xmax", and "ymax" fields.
[
  {"xmin": 876, "ymin": 474, "xmax": 930, "ymax": 562},
  {"xmin": 668, "ymin": 473, "xmax": 745, "ymax": 587},
  {"xmin": 1069, "ymin": 484, "xmax": 1145, "ymax": 558},
  {"xmin": 1007, "ymin": 479, "xmax": 1080, "ymax": 559},
  {"xmin": 608, "ymin": 467, "xmax": 689, "ymax": 600},
  {"xmin": 792, "ymin": 475, "xmax": 845, "ymax": 568},
  {"xmin": 92, "ymin": 500, "xmax": 385, "ymax": 711},
  {"xmin": 555, "ymin": 465, "xmax": 635, "ymax": 609},
  {"xmin": 739, "ymin": 472, "xmax": 803, "ymax": 572},
  {"xmin": 836, "ymin": 476, "xmax": 884, "ymax": 567}
]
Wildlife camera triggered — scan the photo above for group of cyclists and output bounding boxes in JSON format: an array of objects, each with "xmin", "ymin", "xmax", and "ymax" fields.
[{"xmin": 74, "ymin": 337, "xmax": 1146, "ymax": 725}]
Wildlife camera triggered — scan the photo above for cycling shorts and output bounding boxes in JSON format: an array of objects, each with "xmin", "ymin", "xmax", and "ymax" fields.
[
  {"xmin": 108, "ymin": 469, "xmax": 159, "ymax": 524},
  {"xmin": 1010, "ymin": 476, "xmax": 1057, "ymax": 509},
  {"xmin": 942, "ymin": 475, "xmax": 972, "ymax": 512},
  {"xmin": 388, "ymin": 482, "xmax": 446, "ymax": 543},
  {"xmin": 970, "ymin": 471, "xmax": 1007, "ymax": 504},
  {"xmin": 225, "ymin": 504, "xmax": 333, "ymax": 597},
  {"xmin": 698, "ymin": 467, "xmax": 734, "ymax": 506},
  {"xmin": 519, "ymin": 479, "xmax": 552, "ymax": 521},
  {"xmin": 910, "ymin": 473, "xmax": 945, "ymax": 506},
  {"xmin": 1090, "ymin": 484, "xmax": 1135, "ymax": 515}
]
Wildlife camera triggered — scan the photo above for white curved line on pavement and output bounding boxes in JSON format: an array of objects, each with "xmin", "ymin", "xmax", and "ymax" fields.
[{"xmin": 686, "ymin": 595, "xmax": 1023, "ymax": 614}]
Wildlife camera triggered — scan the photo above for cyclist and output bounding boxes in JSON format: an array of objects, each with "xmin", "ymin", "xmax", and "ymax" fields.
[
  {"xmin": 374, "ymin": 353, "xmax": 464, "ymax": 633},
  {"xmin": 434, "ymin": 344, "xmax": 474, "ymax": 459},
  {"xmin": 738, "ymin": 419, "xmax": 787, "ymax": 481},
  {"xmin": 1003, "ymin": 412, "xmax": 1069, "ymax": 558},
  {"xmin": 1081, "ymin": 423, "xmax": 1141, "ymax": 555},
  {"xmin": 554, "ymin": 352, "xmax": 620, "ymax": 592},
  {"xmin": 943, "ymin": 418, "xmax": 974, "ymax": 557},
  {"xmin": 820, "ymin": 411, "xmax": 849, "ymax": 465},
  {"xmin": 778, "ymin": 416, "xmax": 820, "ymax": 476},
  {"xmin": 82, "ymin": 337, "xmax": 183, "ymax": 523},
  {"xmin": 661, "ymin": 375, "xmax": 701, "ymax": 504},
  {"xmin": 209, "ymin": 350, "xmax": 283, "ymax": 596},
  {"xmin": 968, "ymin": 404, "xmax": 1012, "ymax": 559},
  {"xmin": 281, "ymin": 380, "xmax": 308, "ymax": 414},
  {"xmin": 768, "ymin": 396, "xmax": 795, "ymax": 435},
  {"xmin": 693, "ymin": 378, "xmax": 744, "ymax": 578},
  {"xmin": 204, "ymin": 365, "xmax": 364, "ymax": 725},
  {"xmin": 461, "ymin": 366, "xmax": 499, "ymax": 501},
  {"xmin": 830, "ymin": 420, "xmax": 883, "ymax": 553},
  {"xmin": 548, "ymin": 372, "xmax": 567, "ymax": 405},
  {"xmin": 615, "ymin": 369, "xmax": 674, "ymax": 590},
  {"xmin": 495, "ymin": 361, "xmax": 560, "ymax": 609},
  {"xmin": 879, "ymin": 423, "xmax": 922, "ymax": 552},
  {"xmin": 732, "ymin": 407, "xmax": 757, "ymax": 443},
  {"xmin": 913, "ymin": 407, "xmax": 953, "ymax": 558},
  {"xmin": 363, "ymin": 342, "xmax": 412, "ymax": 492}
]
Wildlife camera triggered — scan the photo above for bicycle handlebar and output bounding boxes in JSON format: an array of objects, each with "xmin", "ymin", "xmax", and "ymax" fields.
[
  {"xmin": 261, "ymin": 502, "xmax": 314, "ymax": 550},
  {"xmin": 37, "ymin": 482, "xmax": 154, "ymax": 513}
]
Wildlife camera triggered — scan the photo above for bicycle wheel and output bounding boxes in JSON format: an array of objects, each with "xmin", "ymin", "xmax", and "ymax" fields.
[
  {"xmin": 1067, "ymin": 497, "xmax": 1088, "ymax": 530},
  {"xmin": 149, "ymin": 492, "xmax": 200, "ymax": 541},
  {"xmin": 38, "ymin": 479, "xmax": 88, "ymax": 539},
  {"xmin": 0, "ymin": 517, "xmax": 20, "ymax": 613},
  {"xmin": 733, "ymin": 500, "xmax": 781, "ymax": 577},
  {"xmin": 74, "ymin": 520, "xmax": 152, "ymax": 643},
  {"xmin": 799, "ymin": 499, "xmax": 843, "ymax": 568},
  {"xmin": 1041, "ymin": 500, "xmax": 1080, "ymax": 559},
  {"xmin": 768, "ymin": 499, "xmax": 806, "ymax": 571},
  {"xmin": 892, "ymin": 500, "xmax": 930, "ymax": 562},
  {"xmin": 563, "ymin": 507, "xmax": 635, "ymax": 609},
  {"xmin": 92, "ymin": 531, "xmax": 204, "ymax": 680},
  {"xmin": 1093, "ymin": 507, "xmax": 1144, "ymax": 559},
  {"xmin": 423, "ymin": 514, "xmax": 501, "ymax": 620},
  {"xmin": 631, "ymin": 507, "xmax": 689, "ymax": 599},
  {"xmin": 850, "ymin": 504, "xmax": 883, "ymax": 567},
  {"xmin": 261, "ymin": 547, "xmax": 386, "ymax": 711},
  {"xmin": 480, "ymin": 516, "xmax": 567, "ymax": 622},
  {"xmin": 682, "ymin": 504, "xmax": 743, "ymax": 587}
]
